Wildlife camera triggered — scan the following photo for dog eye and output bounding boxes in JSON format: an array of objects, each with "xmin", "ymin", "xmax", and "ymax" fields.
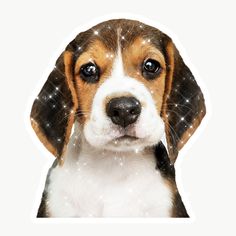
[
  {"xmin": 79, "ymin": 62, "xmax": 100, "ymax": 83},
  {"xmin": 142, "ymin": 59, "xmax": 161, "ymax": 80}
]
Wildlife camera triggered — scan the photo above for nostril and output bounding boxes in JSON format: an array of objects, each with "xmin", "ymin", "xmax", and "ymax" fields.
[
  {"xmin": 130, "ymin": 109, "xmax": 135, "ymax": 115},
  {"xmin": 113, "ymin": 110, "xmax": 120, "ymax": 117}
]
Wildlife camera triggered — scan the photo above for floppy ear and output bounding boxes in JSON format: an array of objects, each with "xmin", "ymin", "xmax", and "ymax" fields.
[
  {"xmin": 30, "ymin": 50, "xmax": 78, "ymax": 164},
  {"xmin": 161, "ymin": 40, "xmax": 206, "ymax": 163}
]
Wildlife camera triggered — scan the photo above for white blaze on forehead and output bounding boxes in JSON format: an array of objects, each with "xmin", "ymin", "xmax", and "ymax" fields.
[{"xmin": 111, "ymin": 45, "xmax": 125, "ymax": 80}]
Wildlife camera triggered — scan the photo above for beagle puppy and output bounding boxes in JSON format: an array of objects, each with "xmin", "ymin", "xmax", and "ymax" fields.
[{"xmin": 30, "ymin": 19, "xmax": 206, "ymax": 217}]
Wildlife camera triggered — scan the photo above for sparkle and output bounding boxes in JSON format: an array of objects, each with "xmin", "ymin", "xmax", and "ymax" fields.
[
  {"xmin": 46, "ymin": 123, "xmax": 50, "ymax": 127},
  {"xmin": 190, "ymin": 125, "xmax": 193, "ymax": 129},
  {"xmin": 180, "ymin": 117, "xmax": 185, "ymax": 121},
  {"xmin": 55, "ymin": 87, "xmax": 59, "ymax": 90},
  {"xmin": 57, "ymin": 138, "xmax": 61, "ymax": 142},
  {"xmin": 36, "ymin": 96, "xmax": 39, "ymax": 100},
  {"xmin": 121, "ymin": 36, "xmax": 125, "ymax": 40},
  {"xmin": 49, "ymin": 95, "xmax": 52, "ymax": 99},
  {"xmin": 135, "ymin": 148, "xmax": 139, "ymax": 154},
  {"xmin": 147, "ymin": 39, "xmax": 151, "ymax": 43},
  {"xmin": 186, "ymin": 99, "xmax": 189, "ymax": 103},
  {"xmin": 175, "ymin": 104, "xmax": 178, "ymax": 107},
  {"xmin": 63, "ymin": 105, "xmax": 67, "ymax": 108},
  {"xmin": 94, "ymin": 30, "xmax": 99, "ymax": 35},
  {"xmin": 119, "ymin": 162, "xmax": 124, "ymax": 166},
  {"xmin": 139, "ymin": 25, "xmax": 143, "ymax": 28},
  {"xmin": 70, "ymin": 110, "xmax": 74, "ymax": 114},
  {"xmin": 188, "ymin": 133, "xmax": 191, "ymax": 137},
  {"xmin": 77, "ymin": 46, "xmax": 82, "ymax": 51}
]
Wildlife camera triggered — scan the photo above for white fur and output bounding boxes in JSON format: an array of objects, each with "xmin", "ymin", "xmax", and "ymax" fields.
[
  {"xmin": 46, "ymin": 48, "xmax": 171, "ymax": 217},
  {"xmin": 47, "ymin": 129, "xmax": 173, "ymax": 217}
]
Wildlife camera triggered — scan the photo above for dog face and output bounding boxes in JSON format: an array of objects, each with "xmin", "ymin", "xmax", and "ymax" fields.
[{"xmin": 30, "ymin": 19, "xmax": 206, "ymax": 164}]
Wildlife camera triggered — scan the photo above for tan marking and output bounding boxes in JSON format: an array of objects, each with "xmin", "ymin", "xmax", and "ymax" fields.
[
  {"xmin": 177, "ymin": 107, "xmax": 206, "ymax": 150},
  {"xmin": 160, "ymin": 41, "xmax": 175, "ymax": 160},
  {"xmin": 74, "ymin": 40, "xmax": 115, "ymax": 124},
  {"xmin": 31, "ymin": 118, "xmax": 57, "ymax": 157},
  {"xmin": 59, "ymin": 51, "xmax": 79, "ymax": 165},
  {"xmin": 122, "ymin": 37, "xmax": 166, "ymax": 114}
]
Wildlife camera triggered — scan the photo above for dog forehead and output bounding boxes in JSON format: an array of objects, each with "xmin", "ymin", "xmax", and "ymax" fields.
[{"xmin": 69, "ymin": 19, "xmax": 167, "ymax": 59}]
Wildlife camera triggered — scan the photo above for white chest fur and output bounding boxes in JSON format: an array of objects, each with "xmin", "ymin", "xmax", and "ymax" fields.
[{"xmin": 47, "ymin": 138, "xmax": 173, "ymax": 217}]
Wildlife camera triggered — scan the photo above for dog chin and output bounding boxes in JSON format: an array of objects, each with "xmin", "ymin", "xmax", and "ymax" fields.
[{"xmin": 84, "ymin": 133, "xmax": 161, "ymax": 153}]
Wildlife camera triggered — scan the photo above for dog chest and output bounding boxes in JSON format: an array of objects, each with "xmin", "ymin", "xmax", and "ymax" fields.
[{"xmin": 47, "ymin": 150, "xmax": 173, "ymax": 217}]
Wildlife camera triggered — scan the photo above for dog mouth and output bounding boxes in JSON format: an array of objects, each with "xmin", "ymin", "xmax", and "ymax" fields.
[{"xmin": 112, "ymin": 135, "xmax": 139, "ymax": 145}]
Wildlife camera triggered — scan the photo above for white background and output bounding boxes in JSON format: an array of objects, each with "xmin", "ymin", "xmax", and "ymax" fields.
[{"xmin": 0, "ymin": 0, "xmax": 235, "ymax": 235}]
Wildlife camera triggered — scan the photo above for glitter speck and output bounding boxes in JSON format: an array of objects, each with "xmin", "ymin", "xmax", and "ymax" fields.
[
  {"xmin": 94, "ymin": 30, "xmax": 99, "ymax": 35},
  {"xmin": 180, "ymin": 117, "xmax": 185, "ymax": 121}
]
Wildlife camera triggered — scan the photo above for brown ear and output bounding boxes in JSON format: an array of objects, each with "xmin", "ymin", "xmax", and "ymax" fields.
[
  {"xmin": 162, "ymin": 41, "xmax": 206, "ymax": 163},
  {"xmin": 30, "ymin": 50, "xmax": 78, "ymax": 164}
]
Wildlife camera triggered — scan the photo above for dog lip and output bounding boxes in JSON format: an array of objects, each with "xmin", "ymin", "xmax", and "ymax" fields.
[{"xmin": 115, "ymin": 135, "xmax": 139, "ymax": 141}]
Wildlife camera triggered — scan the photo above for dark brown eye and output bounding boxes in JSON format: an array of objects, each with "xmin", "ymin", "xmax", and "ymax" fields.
[
  {"xmin": 142, "ymin": 59, "xmax": 161, "ymax": 80},
  {"xmin": 79, "ymin": 62, "xmax": 100, "ymax": 83}
]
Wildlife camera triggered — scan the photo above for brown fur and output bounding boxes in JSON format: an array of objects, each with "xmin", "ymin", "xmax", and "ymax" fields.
[
  {"xmin": 31, "ymin": 118, "xmax": 57, "ymax": 156},
  {"xmin": 122, "ymin": 37, "xmax": 166, "ymax": 114},
  {"xmin": 74, "ymin": 40, "xmax": 115, "ymax": 124}
]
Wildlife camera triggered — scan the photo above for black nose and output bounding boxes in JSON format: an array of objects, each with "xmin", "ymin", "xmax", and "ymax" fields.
[{"xmin": 106, "ymin": 96, "xmax": 141, "ymax": 127}]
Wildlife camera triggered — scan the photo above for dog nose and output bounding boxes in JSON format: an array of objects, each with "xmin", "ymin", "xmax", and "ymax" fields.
[{"xmin": 106, "ymin": 96, "xmax": 141, "ymax": 127}]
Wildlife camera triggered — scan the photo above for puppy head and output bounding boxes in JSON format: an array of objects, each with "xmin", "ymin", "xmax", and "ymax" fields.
[{"xmin": 30, "ymin": 19, "xmax": 206, "ymax": 164}]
